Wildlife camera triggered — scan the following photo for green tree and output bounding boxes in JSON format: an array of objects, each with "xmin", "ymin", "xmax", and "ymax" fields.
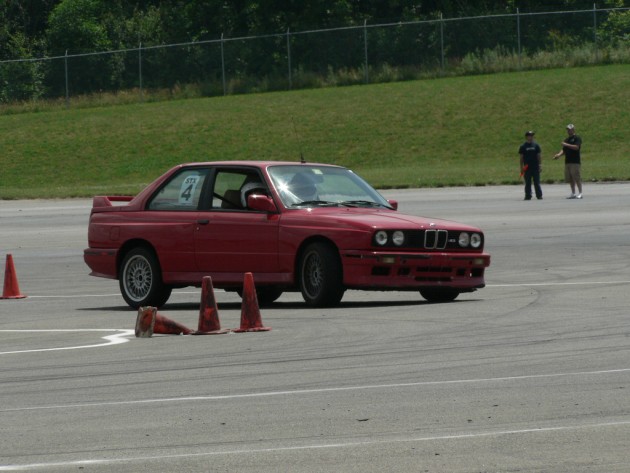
[
  {"xmin": 598, "ymin": 3, "xmax": 630, "ymax": 46},
  {"xmin": 46, "ymin": 0, "xmax": 126, "ymax": 94},
  {"xmin": 0, "ymin": 1, "xmax": 52, "ymax": 102}
]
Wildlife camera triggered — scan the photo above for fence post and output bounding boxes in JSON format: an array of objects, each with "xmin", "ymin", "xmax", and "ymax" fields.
[
  {"xmin": 440, "ymin": 13, "xmax": 445, "ymax": 72},
  {"xmin": 287, "ymin": 28, "xmax": 292, "ymax": 90},
  {"xmin": 516, "ymin": 8, "xmax": 522, "ymax": 69},
  {"xmin": 64, "ymin": 50, "xmax": 69, "ymax": 109},
  {"xmin": 593, "ymin": 3, "xmax": 598, "ymax": 60},
  {"xmin": 221, "ymin": 33, "xmax": 226, "ymax": 96},
  {"xmin": 363, "ymin": 19, "xmax": 369, "ymax": 84},
  {"xmin": 138, "ymin": 41, "xmax": 143, "ymax": 102}
]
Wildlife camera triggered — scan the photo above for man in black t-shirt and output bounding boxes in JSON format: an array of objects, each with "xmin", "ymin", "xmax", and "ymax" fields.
[
  {"xmin": 519, "ymin": 131, "xmax": 542, "ymax": 200},
  {"xmin": 554, "ymin": 124, "xmax": 583, "ymax": 199}
]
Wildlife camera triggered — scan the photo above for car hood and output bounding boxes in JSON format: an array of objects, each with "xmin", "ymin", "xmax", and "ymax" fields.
[{"xmin": 283, "ymin": 207, "xmax": 482, "ymax": 232}]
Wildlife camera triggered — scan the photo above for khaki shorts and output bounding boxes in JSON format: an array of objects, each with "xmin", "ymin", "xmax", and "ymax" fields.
[{"xmin": 565, "ymin": 163, "xmax": 581, "ymax": 182}]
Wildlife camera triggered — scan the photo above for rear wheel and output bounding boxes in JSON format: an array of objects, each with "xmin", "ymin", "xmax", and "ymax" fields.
[
  {"xmin": 420, "ymin": 288, "xmax": 460, "ymax": 303},
  {"xmin": 298, "ymin": 242, "xmax": 344, "ymax": 307},
  {"xmin": 119, "ymin": 247, "xmax": 172, "ymax": 309}
]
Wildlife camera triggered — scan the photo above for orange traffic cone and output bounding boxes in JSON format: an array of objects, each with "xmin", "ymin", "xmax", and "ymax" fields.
[
  {"xmin": 196, "ymin": 276, "xmax": 231, "ymax": 335},
  {"xmin": 135, "ymin": 306, "xmax": 157, "ymax": 338},
  {"xmin": 153, "ymin": 312, "xmax": 194, "ymax": 335},
  {"xmin": 233, "ymin": 272, "xmax": 271, "ymax": 333},
  {"xmin": 1, "ymin": 254, "xmax": 26, "ymax": 299}
]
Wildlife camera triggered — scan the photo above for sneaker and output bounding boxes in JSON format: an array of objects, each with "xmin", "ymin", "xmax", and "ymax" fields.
[
  {"xmin": 567, "ymin": 194, "xmax": 576, "ymax": 199},
  {"xmin": 576, "ymin": 194, "xmax": 582, "ymax": 199}
]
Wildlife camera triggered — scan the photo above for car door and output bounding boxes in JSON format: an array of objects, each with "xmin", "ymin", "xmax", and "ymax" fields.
[
  {"xmin": 194, "ymin": 168, "xmax": 280, "ymax": 279},
  {"xmin": 144, "ymin": 167, "xmax": 210, "ymax": 274}
]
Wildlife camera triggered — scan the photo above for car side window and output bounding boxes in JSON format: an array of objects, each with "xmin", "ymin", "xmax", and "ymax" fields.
[
  {"xmin": 212, "ymin": 170, "xmax": 268, "ymax": 211},
  {"xmin": 147, "ymin": 169, "xmax": 208, "ymax": 210}
]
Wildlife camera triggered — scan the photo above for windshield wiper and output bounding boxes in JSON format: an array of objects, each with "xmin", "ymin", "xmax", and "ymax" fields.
[
  {"xmin": 290, "ymin": 200, "xmax": 340, "ymax": 207},
  {"xmin": 340, "ymin": 200, "xmax": 389, "ymax": 208}
]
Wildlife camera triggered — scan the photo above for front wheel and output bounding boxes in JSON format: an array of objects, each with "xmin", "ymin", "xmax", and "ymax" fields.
[
  {"xmin": 420, "ymin": 288, "xmax": 460, "ymax": 303},
  {"xmin": 119, "ymin": 247, "xmax": 172, "ymax": 309},
  {"xmin": 298, "ymin": 242, "xmax": 344, "ymax": 307}
]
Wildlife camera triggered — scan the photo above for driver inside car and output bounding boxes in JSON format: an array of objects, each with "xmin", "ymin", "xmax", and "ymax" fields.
[{"xmin": 288, "ymin": 173, "xmax": 319, "ymax": 203}]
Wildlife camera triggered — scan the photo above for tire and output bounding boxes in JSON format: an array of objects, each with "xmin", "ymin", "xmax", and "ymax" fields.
[
  {"xmin": 236, "ymin": 286, "xmax": 283, "ymax": 306},
  {"xmin": 298, "ymin": 242, "xmax": 344, "ymax": 307},
  {"xmin": 420, "ymin": 287, "xmax": 460, "ymax": 303},
  {"xmin": 119, "ymin": 247, "xmax": 172, "ymax": 309}
]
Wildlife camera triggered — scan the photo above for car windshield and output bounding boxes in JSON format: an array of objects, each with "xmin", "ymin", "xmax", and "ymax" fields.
[{"xmin": 267, "ymin": 165, "xmax": 392, "ymax": 209}]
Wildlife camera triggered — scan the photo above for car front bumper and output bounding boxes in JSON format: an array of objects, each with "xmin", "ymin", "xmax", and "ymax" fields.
[{"xmin": 341, "ymin": 250, "xmax": 490, "ymax": 290}]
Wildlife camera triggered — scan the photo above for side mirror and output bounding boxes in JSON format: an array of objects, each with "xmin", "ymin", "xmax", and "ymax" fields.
[
  {"xmin": 247, "ymin": 194, "xmax": 278, "ymax": 213},
  {"xmin": 388, "ymin": 199, "xmax": 398, "ymax": 211}
]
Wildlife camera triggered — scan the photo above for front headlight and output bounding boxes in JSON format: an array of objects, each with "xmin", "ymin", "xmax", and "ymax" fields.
[
  {"xmin": 470, "ymin": 233, "xmax": 482, "ymax": 248},
  {"xmin": 458, "ymin": 232, "xmax": 470, "ymax": 247},
  {"xmin": 374, "ymin": 231, "xmax": 388, "ymax": 246},
  {"xmin": 392, "ymin": 231, "xmax": 405, "ymax": 246}
]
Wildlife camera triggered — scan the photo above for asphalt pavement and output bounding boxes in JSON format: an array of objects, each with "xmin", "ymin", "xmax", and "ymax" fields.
[{"xmin": 1, "ymin": 183, "xmax": 629, "ymax": 472}]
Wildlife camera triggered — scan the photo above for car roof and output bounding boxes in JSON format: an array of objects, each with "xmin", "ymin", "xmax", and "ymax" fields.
[{"xmin": 179, "ymin": 161, "xmax": 345, "ymax": 169}]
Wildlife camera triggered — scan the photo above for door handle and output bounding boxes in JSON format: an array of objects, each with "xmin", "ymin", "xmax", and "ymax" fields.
[{"xmin": 197, "ymin": 219, "xmax": 210, "ymax": 225}]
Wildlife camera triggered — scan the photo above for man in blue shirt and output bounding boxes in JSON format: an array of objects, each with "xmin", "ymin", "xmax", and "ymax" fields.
[{"xmin": 519, "ymin": 131, "xmax": 542, "ymax": 200}]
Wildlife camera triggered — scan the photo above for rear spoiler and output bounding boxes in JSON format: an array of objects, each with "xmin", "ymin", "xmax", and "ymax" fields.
[{"xmin": 92, "ymin": 196, "xmax": 134, "ymax": 208}]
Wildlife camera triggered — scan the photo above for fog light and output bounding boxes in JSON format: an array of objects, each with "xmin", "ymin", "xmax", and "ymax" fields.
[{"xmin": 473, "ymin": 258, "xmax": 485, "ymax": 265}]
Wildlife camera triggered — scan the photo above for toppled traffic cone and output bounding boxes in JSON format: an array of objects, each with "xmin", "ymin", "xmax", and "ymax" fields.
[
  {"xmin": 153, "ymin": 312, "xmax": 194, "ymax": 335},
  {"xmin": 195, "ymin": 276, "xmax": 231, "ymax": 335},
  {"xmin": 233, "ymin": 272, "xmax": 271, "ymax": 333},
  {"xmin": 135, "ymin": 306, "xmax": 157, "ymax": 338},
  {"xmin": 1, "ymin": 254, "xmax": 26, "ymax": 300}
]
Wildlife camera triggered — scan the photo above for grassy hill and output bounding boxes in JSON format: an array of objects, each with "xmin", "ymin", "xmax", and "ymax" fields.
[{"xmin": 1, "ymin": 64, "xmax": 628, "ymax": 199}]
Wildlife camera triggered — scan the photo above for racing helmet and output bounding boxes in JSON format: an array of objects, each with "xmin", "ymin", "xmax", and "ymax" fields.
[
  {"xmin": 288, "ymin": 173, "xmax": 318, "ymax": 202},
  {"xmin": 240, "ymin": 181, "xmax": 267, "ymax": 207}
]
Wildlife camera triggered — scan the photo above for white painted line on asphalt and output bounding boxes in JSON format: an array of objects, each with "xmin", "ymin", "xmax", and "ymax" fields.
[
  {"xmin": 488, "ymin": 280, "xmax": 630, "ymax": 287},
  {"xmin": 0, "ymin": 329, "xmax": 134, "ymax": 355},
  {"xmin": 3, "ymin": 365, "xmax": 629, "ymax": 413},
  {"xmin": 2, "ymin": 419, "xmax": 630, "ymax": 471}
]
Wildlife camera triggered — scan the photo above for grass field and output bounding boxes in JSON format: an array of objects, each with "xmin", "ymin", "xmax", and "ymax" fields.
[{"xmin": 1, "ymin": 64, "xmax": 628, "ymax": 199}]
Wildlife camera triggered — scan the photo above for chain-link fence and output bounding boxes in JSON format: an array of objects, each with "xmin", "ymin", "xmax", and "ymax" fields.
[{"xmin": 1, "ymin": 6, "xmax": 628, "ymax": 105}]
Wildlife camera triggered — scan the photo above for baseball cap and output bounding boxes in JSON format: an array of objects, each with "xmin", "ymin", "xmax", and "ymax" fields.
[
  {"xmin": 566, "ymin": 123, "xmax": 575, "ymax": 130},
  {"xmin": 525, "ymin": 130, "xmax": 535, "ymax": 136}
]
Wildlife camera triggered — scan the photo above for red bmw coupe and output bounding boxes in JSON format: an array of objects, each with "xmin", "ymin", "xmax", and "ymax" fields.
[{"xmin": 84, "ymin": 161, "xmax": 490, "ymax": 308}]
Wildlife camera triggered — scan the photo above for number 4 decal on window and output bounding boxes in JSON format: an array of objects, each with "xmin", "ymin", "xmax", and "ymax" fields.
[{"xmin": 179, "ymin": 175, "xmax": 201, "ymax": 205}]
